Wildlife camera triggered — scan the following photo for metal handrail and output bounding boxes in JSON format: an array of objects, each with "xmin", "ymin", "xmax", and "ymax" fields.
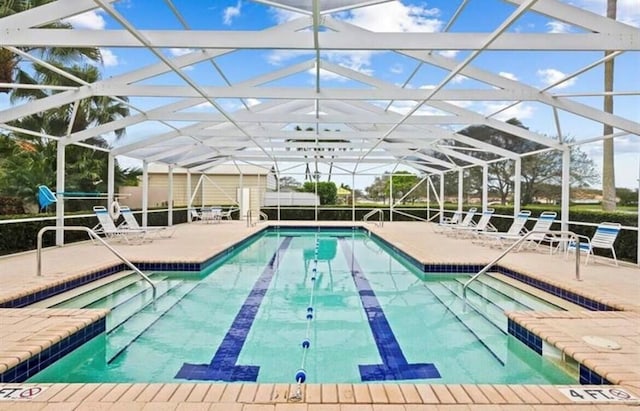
[
  {"xmin": 259, "ymin": 211, "xmax": 268, "ymax": 224},
  {"xmin": 462, "ymin": 230, "xmax": 581, "ymax": 299},
  {"xmin": 363, "ymin": 208, "xmax": 384, "ymax": 227},
  {"xmin": 37, "ymin": 226, "xmax": 156, "ymax": 299},
  {"xmin": 246, "ymin": 210, "xmax": 253, "ymax": 227}
]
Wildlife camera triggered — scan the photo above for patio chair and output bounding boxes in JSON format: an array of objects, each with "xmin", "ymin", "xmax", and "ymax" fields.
[
  {"xmin": 189, "ymin": 208, "xmax": 202, "ymax": 222},
  {"xmin": 92, "ymin": 206, "xmax": 149, "ymax": 245},
  {"xmin": 450, "ymin": 208, "xmax": 496, "ymax": 238},
  {"xmin": 565, "ymin": 222, "xmax": 621, "ymax": 266},
  {"xmin": 119, "ymin": 206, "xmax": 176, "ymax": 238},
  {"xmin": 434, "ymin": 208, "xmax": 477, "ymax": 234},
  {"xmin": 475, "ymin": 210, "xmax": 531, "ymax": 246},
  {"xmin": 201, "ymin": 207, "xmax": 222, "ymax": 224},
  {"xmin": 498, "ymin": 211, "xmax": 557, "ymax": 252}
]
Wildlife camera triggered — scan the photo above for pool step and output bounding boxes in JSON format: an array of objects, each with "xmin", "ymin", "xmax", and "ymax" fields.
[
  {"xmin": 424, "ymin": 282, "xmax": 508, "ymax": 365},
  {"xmin": 106, "ymin": 281, "xmax": 200, "ymax": 363},
  {"xmin": 478, "ymin": 274, "xmax": 578, "ymax": 311},
  {"xmin": 106, "ymin": 279, "xmax": 186, "ymax": 331},
  {"xmin": 28, "ymin": 271, "xmax": 137, "ymax": 308}
]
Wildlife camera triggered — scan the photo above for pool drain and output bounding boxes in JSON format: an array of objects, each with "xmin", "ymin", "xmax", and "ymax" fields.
[{"xmin": 582, "ymin": 335, "xmax": 621, "ymax": 350}]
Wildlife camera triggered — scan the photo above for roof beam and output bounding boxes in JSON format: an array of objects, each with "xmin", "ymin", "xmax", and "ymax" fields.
[{"xmin": 3, "ymin": 30, "xmax": 637, "ymax": 50}]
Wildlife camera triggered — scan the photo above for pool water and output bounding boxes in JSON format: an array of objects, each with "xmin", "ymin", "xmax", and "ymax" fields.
[{"xmin": 28, "ymin": 228, "xmax": 574, "ymax": 384}]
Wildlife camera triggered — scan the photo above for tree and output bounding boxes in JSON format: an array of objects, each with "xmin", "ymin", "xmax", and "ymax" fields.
[
  {"xmin": 0, "ymin": 0, "xmax": 102, "ymax": 93},
  {"xmin": 439, "ymin": 119, "xmax": 598, "ymax": 205},
  {"xmin": 602, "ymin": 0, "xmax": 617, "ymax": 211},
  {"xmin": 278, "ymin": 176, "xmax": 301, "ymax": 191},
  {"xmin": 364, "ymin": 171, "xmax": 425, "ymax": 204},
  {"xmin": 301, "ymin": 181, "xmax": 337, "ymax": 205}
]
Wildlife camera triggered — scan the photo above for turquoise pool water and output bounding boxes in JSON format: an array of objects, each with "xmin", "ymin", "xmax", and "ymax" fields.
[{"xmin": 28, "ymin": 228, "xmax": 573, "ymax": 384}]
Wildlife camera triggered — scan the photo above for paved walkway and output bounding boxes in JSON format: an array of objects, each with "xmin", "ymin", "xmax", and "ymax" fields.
[{"xmin": 0, "ymin": 220, "xmax": 639, "ymax": 410}]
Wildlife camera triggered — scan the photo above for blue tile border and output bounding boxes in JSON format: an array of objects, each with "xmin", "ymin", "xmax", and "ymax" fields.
[
  {"xmin": 580, "ymin": 364, "xmax": 611, "ymax": 385},
  {"xmin": 507, "ymin": 318, "xmax": 543, "ymax": 355},
  {"xmin": 0, "ymin": 317, "xmax": 105, "ymax": 383}
]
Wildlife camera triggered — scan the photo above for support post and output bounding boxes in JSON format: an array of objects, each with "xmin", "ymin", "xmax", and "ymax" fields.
[
  {"xmin": 142, "ymin": 160, "xmax": 149, "ymax": 227},
  {"xmin": 426, "ymin": 176, "xmax": 430, "ymax": 221},
  {"xmin": 277, "ymin": 171, "xmax": 281, "ymax": 221},
  {"xmin": 389, "ymin": 173, "xmax": 394, "ymax": 222},
  {"xmin": 107, "ymin": 154, "xmax": 115, "ymax": 210},
  {"xmin": 458, "ymin": 168, "xmax": 463, "ymax": 213},
  {"xmin": 352, "ymin": 172, "xmax": 355, "ymax": 222},
  {"xmin": 168, "ymin": 164, "xmax": 174, "ymax": 226},
  {"xmin": 186, "ymin": 170, "xmax": 192, "ymax": 222},
  {"xmin": 514, "ymin": 157, "xmax": 521, "ymax": 216},
  {"xmin": 560, "ymin": 148, "xmax": 571, "ymax": 236},
  {"xmin": 55, "ymin": 142, "xmax": 65, "ymax": 246},
  {"xmin": 482, "ymin": 164, "xmax": 488, "ymax": 212},
  {"xmin": 439, "ymin": 173, "xmax": 444, "ymax": 223}
]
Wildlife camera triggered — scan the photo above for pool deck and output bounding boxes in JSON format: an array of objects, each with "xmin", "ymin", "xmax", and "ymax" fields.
[{"xmin": 0, "ymin": 220, "xmax": 639, "ymax": 410}]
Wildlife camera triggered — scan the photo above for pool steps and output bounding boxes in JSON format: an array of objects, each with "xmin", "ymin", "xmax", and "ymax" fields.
[
  {"xmin": 425, "ymin": 281, "xmax": 509, "ymax": 365},
  {"xmin": 106, "ymin": 281, "xmax": 200, "ymax": 363},
  {"xmin": 26, "ymin": 271, "xmax": 135, "ymax": 308}
]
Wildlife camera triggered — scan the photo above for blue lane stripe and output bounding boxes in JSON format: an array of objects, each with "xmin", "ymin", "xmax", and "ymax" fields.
[
  {"xmin": 176, "ymin": 236, "xmax": 293, "ymax": 381},
  {"xmin": 338, "ymin": 238, "xmax": 440, "ymax": 381}
]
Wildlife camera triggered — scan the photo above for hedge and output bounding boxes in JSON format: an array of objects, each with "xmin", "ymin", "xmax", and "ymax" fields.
[{"xmin": 0, "ymin": 209, "xmax": 188, "ymax": 256}]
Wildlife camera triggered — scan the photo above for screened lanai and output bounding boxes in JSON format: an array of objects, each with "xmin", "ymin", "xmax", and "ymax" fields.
[{"xmin": 0, "ymin": 0, "xmax": 638, "ymax": 255}]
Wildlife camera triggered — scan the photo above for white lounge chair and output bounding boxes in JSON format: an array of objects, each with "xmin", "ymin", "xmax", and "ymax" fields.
[
  {"xmin": 476, "ymin": 210, "xmax": 531, "ymax": 246},
  {"xmin": 92, "ymin": 206, "xmax": 149, "ymax": 245},
  {"xmin": 450, "ymin": 208, "xmax": 496, "ymax": 238},
  {"xmin": 565, "ymin": 222, "xmax": 621, "ymax": 266},
  {"xmin": 119, "ymin": 206, "xmax": 176, "ymax": 238},
  {"xmin": 434, "ymin": 208, "xmax": 477, "ymax": 234},
  {"xmin": 189, "ymin": 208, "xmax": 202, "ymax": 222},
  {"xmin": 501, "ymin": 211, "xmax": 557, "ymax": 252}
]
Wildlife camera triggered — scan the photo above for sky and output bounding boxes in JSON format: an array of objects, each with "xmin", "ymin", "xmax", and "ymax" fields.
[{"xmin": 1, "ymin": 0, "xmax": 639, "ymax": 190}]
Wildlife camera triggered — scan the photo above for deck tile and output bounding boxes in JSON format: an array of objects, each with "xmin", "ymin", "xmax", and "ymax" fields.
[
  {"xmin": 367, "ymin": 384, "xmax": 388, "ymax": 403},
  {"xmin": 337, "ymin": 384, "xmax": 355, "ymax": 403},
  {"xmin": 220, "ymin": 383, "xmax": 243, "ymax": 402},
  {"xmin": 383, "ymin": 384, "xmax": 405, "ymax": 403},
  {"xmin": 321, "ymin": 384, "xmax": 338, "ymax": 403},
  {"xmin": 237, "ymin": 384, "xmax": 258, "ymax": 403},
  {"xmin": 185, "ymin": 383, "xmax": 210, "ymax": 402},
  {"xmin": 254, "ymin": 384, "xmax": 276, "ymax": 403},
  {"xmin": 352, "ymin": 384, "xmax": 372, "ymax": 403}
]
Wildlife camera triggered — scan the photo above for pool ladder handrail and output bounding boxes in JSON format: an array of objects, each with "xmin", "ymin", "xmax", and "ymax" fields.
[
  {"xmin": 462, "ymin": 230, "xmax": 581, "ymax": 299},
  {"xmin": 246, "ymin": 210, "xmax": 268, "ymax": 227},
  {"xmin": 37, "ymin": 226, "xmax": 157, "ymax": 299},
  {"xmin": 363, "ymin": 208, "xmax": 384, "ymax": 227}
]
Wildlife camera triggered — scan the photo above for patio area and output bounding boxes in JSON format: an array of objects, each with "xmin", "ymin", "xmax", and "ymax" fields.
[{"xmin": 0, "ymin": 220, "xmax": 638, "ymax": 410}]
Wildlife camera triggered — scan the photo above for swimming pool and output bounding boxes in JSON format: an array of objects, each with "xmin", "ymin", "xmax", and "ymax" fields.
[{"xmin": 28, "ymin": 228, "xmax": 574, "ymax": 384}]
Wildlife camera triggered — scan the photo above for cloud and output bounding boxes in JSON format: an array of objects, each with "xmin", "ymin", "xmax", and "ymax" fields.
[
  {"xmin": 438, "ymin": 50, "xmax": 459, "ymax": 59},
  {"xmin": 245, "ymin": 98, "xmax": 261, "ymax": 107},
  {"xmin": 339, "ymin": 2, "xmax": 443, "ymax": 33},
  {"xmin": 536, "ymin": 68, "xmax": 576, "ymax": 89},
  {"xmin": 169, "ymin": 48, "xmax": 195, "ymax": 57},
  {"xmin": 450, "ymin": 74, "xmax": 468, "ymax": 84},
  {"xmin": 390, "ymin": 64, "xmax": 404, "ymax": 74},
  {"xmin": 64, "ymin": 10, "xmax": 106, "ymax": 30},
  {"xmin": 564, "ymin": 0, "xmax": 640, "ymax": 27},
  {"xmin": 270, "ymin": 7, "xmax": 304, "ymax": 24},
  {"xmin": 546, "ymin": 20, "xmax": 572, "ymax": 33},
  {"xmin": 483, "ymin": 102, "xmax": 536, "ymax": 121},
  {"xmin": 223, "ymin": 1, "xmax": 242, "ymax": 25},
  {"xmin": 499, "ymin": 71, "xmax": 518, "ymax": 81},
  {"xmin": 100, "ymin": 49, "xmax": 119, "ymax": 67}
]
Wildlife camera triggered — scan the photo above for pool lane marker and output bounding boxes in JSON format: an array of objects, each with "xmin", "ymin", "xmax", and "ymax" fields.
[
  {"xmin": 338, "ymin": 238, "xmax": 441, "ymax": 381},
  {"xmin": 175, "ymin": 236, "xmax": 293, "ymax": 382}
]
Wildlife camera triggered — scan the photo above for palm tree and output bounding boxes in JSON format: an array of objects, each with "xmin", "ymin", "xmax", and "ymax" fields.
[
  {"xmin": 0, "ymin": 0, "xmax": 102, "ymax": 93},
  {"xmin": 601, "ymin": 0, "xmax": 617, "ymax": 211}
]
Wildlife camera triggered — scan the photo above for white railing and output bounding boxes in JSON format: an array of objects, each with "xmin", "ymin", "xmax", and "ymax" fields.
[
  {"xmin": 462, "ymin": 230, "xmax": 581, "ymax": 299},
  {"xmin": 363, "ymin": 208, "xmax": 384, "ymax": 227},
  {"xmin": 36, "ymin": 226, "xmax": 156, "ymax": 299}
]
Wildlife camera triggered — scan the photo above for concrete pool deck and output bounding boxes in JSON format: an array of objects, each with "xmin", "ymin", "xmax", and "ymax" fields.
[{"xmin": 0, "ymin": 220, "xmax": 639, "ymax": 410}]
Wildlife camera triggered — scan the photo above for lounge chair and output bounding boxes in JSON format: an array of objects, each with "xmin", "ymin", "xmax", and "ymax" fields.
[
  {"xmin": 92, "ymin": 206, "xmax": 149, "ymax": 245},
  {"xmin": 434, "ymin": 208, "xmax": 477, "ymax": 234},
  {"xmin": 565, "ymin": 222, "xmax": 621, "ymax": 266},
  {"xmin": 119, "ymin": 206, "xmax": 176, "ymax": 238},
  {"xmin": 475, "ymin": 210, "xmax": 531, "ymax": 246},
  {"xmin": 450, "ymin": 208, "xmax": 496, "ymax": 238},
  {"xmin": 189, "ymin": 208, "xmax": 202, "ymax": 222},
  {"xmin": 498, "ymin": 211, "xmax": 556, "ymax": 252}
]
